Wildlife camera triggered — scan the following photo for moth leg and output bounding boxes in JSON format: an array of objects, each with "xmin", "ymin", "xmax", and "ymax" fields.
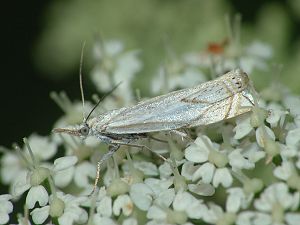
[
  {"xmin": 110, "ymin": 140, "xmax": 167, "ymax": 162},
  {"xmin": 90, "ymin": 144, "xmax": 120, "ymax": 196},
  {"xmin": 169, "ymin": 129, "xmax": 193, "ymax": 142},
  {"xmin": 147, "ymin": 135, "xmax": 168, "ymax": 143},
  {"xmin": 235, "ymin": 105, "xmax": 253, "ymax": 115}
]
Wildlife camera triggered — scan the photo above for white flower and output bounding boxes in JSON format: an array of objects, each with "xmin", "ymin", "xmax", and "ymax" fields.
[
  {"xmin": 12, "ymin": 155, "xmax": 77, "ymax": 210},
  {"xmin": 144, "ymin": 178, "xmax": 173, "ymax": 198},
  {"xmin": 237, "ymin": 211, "xmax": 272, "ymax": 225},
  {"xmin": 158, "ymin": 161, "xmax": 173, "ymax": 179},
  {"xmin": 273, "ymin": 161, "xmax": 295, "ymax": 181},
  {"xmin": 172, "ymin": 191, "xmax": 206, "ymax": 219},
  {"xmin": 240, "ymin": 41, "xmax": 272, "ymax": 73},
  {"xmin": 226, "ymin": 188, "xmax": 253, "ymax": 213},
  {"xmin": 234, "ymin": 116, "xmax": 254, "ymax": 139},
  {"xmin": 113, "ymin": 194, "xmax": 133, "ymax": 216},
  {"xmin": 185, "ymin": 135, "xmax": 233, "ymax": 188},
  {"xmin": 129, "ymin": 183, "xmax": 154, "ymax": 211},
  {"xmin": 151, "ymin": 65, "xmax": 206, "ymax": 94},
  {"xmin": 279, "ymin": 128, "xmax": 300, "ymax": 169},
  {"xmin": 1, "ymin": 134, "xmax": 58, "ymax": 187},
  {"xmin": 233, "ymin": 107, "xmax": 282, "ymax": 147},
  {"xmin": 254, "ymin": 183, "xmax": 299, "ymax": 212},
  {"xmin": 228, "ymin": 143, "xmax": 265, "ymax": 170},
  {"xmin": 24, "ymin": 134, "xmax": 57, "ymax": 161},
  {"xmin": 202, "ymin": 187, "xmax": 254, "ymax": 224},
  {"xmin": 73, "ymin": 161, "xmax": 96, "ymax": 188},
  {"xmin": 0, "ymin": 151, "xmax": 24, "ymax": 185},
  {"xmin": 147, "ymin": 190, "xmax": 206, "ymax": 223},
  {"xmin": 265, "ymin": 103, "xmax": 288, "ymax": 127},
  {"xmin": 0, "ymin": 194, "xmax": 13, "ymax": 225},
  {"xmin": 31, "ymin": 192, "xmax": 88, "ymax": 225},
  {"xmin": 188, "ymin": 182, "xmax": 215, "ymax": 196},
  {"xmin": 26, "ymin": 185, "xmax": 49, "ymax": 209},
  {"xmin": 246, "ymin": 183, "xmax": 300, "ymax": 225},
  {"xmin": 283, "ymin": 95, "xmax": 300, "ymax": 118},
  {"xmin": 91, "ymin": 40, "xmax": 142, "ymax": 104},
  {"xmin": 184, "ymin": 41, "xmax": 272, "ymax": 74},
  {"xmin": 132, "ymin": 161, "xmax": 158, "ymax": 176},
  {"xmin": 97, "ymin": 195, "xmax": 112, "ymax": 217},
  {"xmin": 202, "ymin": 202, "xmax": 225, "ymax": 224}
]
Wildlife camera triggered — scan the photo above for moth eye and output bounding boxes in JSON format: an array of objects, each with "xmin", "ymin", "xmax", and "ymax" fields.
[{"xmin": 80, "ymin": 126, "xmax": 89, "ymax": 136}]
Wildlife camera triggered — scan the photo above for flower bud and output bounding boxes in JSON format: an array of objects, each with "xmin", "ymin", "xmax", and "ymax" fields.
[
  {"xmin": 107, "ymin": 179, "xmax": 129, "ymax": 197},
  {"xmin": 49, "ymin": 197, "xmax": 65, "ymax": 218}
]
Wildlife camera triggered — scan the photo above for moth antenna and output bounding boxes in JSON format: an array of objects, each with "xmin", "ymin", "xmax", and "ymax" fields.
[
  {"xmin": 85, "ymin": 81, "xmax": 122, "ymax": 122},
  {"xmin": 80, "ymin": 41, "xmax": 87, "ymax": 122}
]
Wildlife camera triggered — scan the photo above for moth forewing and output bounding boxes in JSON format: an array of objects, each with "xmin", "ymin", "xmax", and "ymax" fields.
[{"xmin": 88, "ymin": 69, "xmax": 254, "ymax": 134}]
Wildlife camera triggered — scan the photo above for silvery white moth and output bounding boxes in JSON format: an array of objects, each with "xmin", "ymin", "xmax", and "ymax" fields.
[{"xmin": 53, "ymin": 68, "xmax": 255, "ymax": 193}]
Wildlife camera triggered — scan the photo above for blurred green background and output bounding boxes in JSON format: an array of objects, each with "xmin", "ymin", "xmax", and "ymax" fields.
[{"xmin": 1, "ymin": 0, "xmax": 300, "ymax": 147}]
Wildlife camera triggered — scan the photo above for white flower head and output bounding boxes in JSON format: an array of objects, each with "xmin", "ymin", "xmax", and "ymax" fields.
[
  {"xmin": 151, "ymin": 64, "xmax": 206, "ymax": 94},
  {"xmin": 228, "ymin": 143, "xmax": 265, "ymax": 170},
  {"xmin": 0, "ymin": 194, "xmax": 13, "ymax": 225},
  {"xmin": 185, "ymin": 135, "xmax": 233, "ymax": 188},
  {"xmin": 254, "ymin": 183, "xmax": 299, "ymax": 212},
  {"xmin": 239, "ymin": 183, "xmax": 300, "ymax": 225},
  {"xmin": 91, "ymin": 40, "xmax": 142, "ymax": 104},
  {"xmin": 226, "ymin": 187, "xmax": 253, "ymax": 213},
  {"xmin": 1, "ymin": 134, "xmax": 58, "ymax": 188},
  {"xmin": 31, "ymin": 192, "xmax": 88, "ymax": 225},
  {"xmin": 113, "ymin": 194, "xmax": 133, "ymax": 216}
]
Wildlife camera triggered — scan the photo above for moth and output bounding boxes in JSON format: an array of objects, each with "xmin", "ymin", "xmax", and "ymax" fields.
[{"xmin": 53, "ymin": 68, "xmax": 255, "ymax": 193}]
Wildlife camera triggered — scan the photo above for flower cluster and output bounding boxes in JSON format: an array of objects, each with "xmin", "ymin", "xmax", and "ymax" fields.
[{"xmin": 1, "ymin": 22, "xmax": 300, "ymax": 225}]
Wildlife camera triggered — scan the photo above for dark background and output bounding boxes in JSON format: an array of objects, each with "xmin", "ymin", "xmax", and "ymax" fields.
[
  {"xmin": 1, "ymin": 0, "xmax": 81, "ymax": 147},
  {"xmin": 0, "ymin": 0, "xmax": 294, "ymax": 148}
]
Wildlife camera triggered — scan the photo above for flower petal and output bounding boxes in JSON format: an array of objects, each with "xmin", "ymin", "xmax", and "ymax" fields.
[
  {"xmin": 54, "ymin": 166, "xmax": 74, "ymax": 188},
  {"xmin": 234, "ymin": 116, "xmax": 253, "ymax": 139},
  {"xmin": 0, "ymin": 212, "xmax": 9, "ymax": 225},
  {"xmin": 255, "ymin": 126, "xmax": 275, "ymax": 148},
  {"xmin": 12, "ymin": 170, "xmax": 31, "ymax": 197},
  {"xmin": 153, "ymin": 188, "xmax": 175, "ymax": 208},
  {"xmin": 192, "ymin": 162, "xmax": 215, "ymax": 183},
  {"xmin": 74, "ymin": 162, "xmax": 96, "ymax": 188},
  {"xmin": 213, "ymin": 168, "xmax": 233, "ymax": 188},
  {"xmin": 26, "ymin": 185, "xmax": 49, "ymax": 209},
  {"xmin": 53, "ymin": 156, "xmax": 78, "ymax": 172},
  {"xmin": 286, "ymin": 213, "xmax": 300, "ymax": 225},
  {"xmin": 188, "ymin": 183, "xmax": 215, "ymax": 196},
  {"xmin": 133, "ymin": 161, "xmax": 158, "ymax": 176},
  {"xmin": 31, "ymin": 206, "xmax": 50, "ymax": 224},
  {"xmin": 130, "ymin": 183, "xmax": 153, "ymax": 211},
  {"xmin": 147, "ymin": 205, "xmax": 167, "ymax": 220},
  {"xmin": 113, "ymin": 194, "xmax": 133, "ymax": 216},
  {"xmin": 96, "ymin": 196, "xmax": 112, "ymax": 217}
]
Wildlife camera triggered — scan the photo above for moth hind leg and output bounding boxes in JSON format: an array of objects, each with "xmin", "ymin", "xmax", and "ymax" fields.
[{"xmin": 111, "ymin": 140, "xmax": 167, "ymax": 162}]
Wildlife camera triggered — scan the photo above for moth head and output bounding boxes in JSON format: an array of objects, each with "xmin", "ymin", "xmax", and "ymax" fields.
[
  {"xmin": 52, "ymin": 122, "xmax": 90, "ymax": 138},
  {"xmin": 230, "ymin": 69, "xmax": 249, "ymax": 91}
]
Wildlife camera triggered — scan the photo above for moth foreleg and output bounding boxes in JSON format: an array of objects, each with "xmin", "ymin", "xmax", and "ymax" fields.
[{"xmin": 90, "ymin": 144, "xmax": 120, "ymax": 196}]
